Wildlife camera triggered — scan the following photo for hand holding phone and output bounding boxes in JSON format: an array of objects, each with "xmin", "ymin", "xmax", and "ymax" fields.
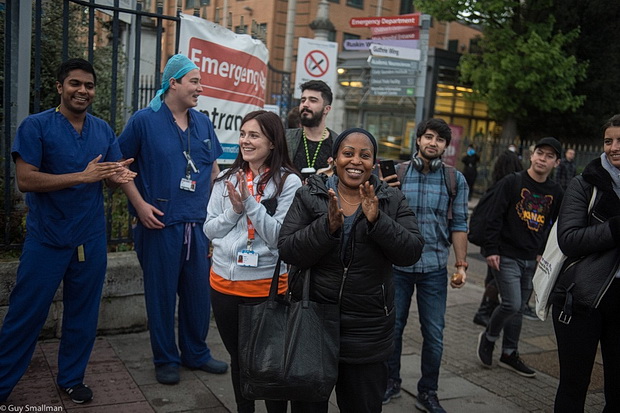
[{"xmin": 379, "ymin": 160, "xmax": 399, "ymax": 187}]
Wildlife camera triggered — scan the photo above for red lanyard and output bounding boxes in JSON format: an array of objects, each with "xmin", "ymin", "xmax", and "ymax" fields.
[{"xmin": 245, "ymin": 169, "xmax": 265, "ymax": 244}]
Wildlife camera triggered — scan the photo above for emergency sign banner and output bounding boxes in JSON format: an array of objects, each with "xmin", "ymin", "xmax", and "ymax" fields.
[{"xmin": 178, "ymin": 14, "xmax": 269, "ymax": 162}]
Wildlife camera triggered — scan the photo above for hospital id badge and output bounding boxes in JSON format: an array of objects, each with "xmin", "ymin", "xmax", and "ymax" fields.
[
  {"xmin": 180, "ymin": 177, "xmax": 196, "ymax": 192},
  {"xmin": 237, "ymin": 250, "xmax": 259, "ymax": 267}
]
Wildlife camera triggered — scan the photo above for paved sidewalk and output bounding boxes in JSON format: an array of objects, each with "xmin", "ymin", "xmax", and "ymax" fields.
[{"xmin": 1, "ymin": 250, "xmax": 606, "ymax": 412}]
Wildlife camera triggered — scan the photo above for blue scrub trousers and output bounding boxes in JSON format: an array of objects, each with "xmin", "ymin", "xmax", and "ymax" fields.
[
  {"xmin": 0, "ymin": 236, "xmax": 107, "ymax": 401},
  {"xmin": 134, "ymin": 222, "xmax": 213, "ymax": 368}
]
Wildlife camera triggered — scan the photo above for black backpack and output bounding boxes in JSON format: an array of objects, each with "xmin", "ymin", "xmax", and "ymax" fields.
[{"xmin": 468, "ymin": 172, "xmax": 522, "ymax": 247}]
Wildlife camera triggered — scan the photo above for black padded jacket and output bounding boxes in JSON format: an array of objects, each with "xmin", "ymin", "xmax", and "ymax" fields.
[
  {"xmin": 549, "ymin": 158, "xmax": 620, "ymax": 315},
  {"xmin": 278, "ymin": 174, "xmax": 424, "ymax": 364}
]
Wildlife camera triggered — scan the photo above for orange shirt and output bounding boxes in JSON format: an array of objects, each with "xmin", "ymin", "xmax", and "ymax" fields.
[{"xmin": 210, "ymin": 267, "xmax": 288, "ymax": 297}]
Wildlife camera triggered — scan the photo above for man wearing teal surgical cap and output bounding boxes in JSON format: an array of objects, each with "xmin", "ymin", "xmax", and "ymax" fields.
[
  {"xmin": 149, "ymin": 54, "xmax": 200, "ymax": 112},
  {"xmin": 119, "ymin": 54, "xmax": 227, "ymax": 384}
]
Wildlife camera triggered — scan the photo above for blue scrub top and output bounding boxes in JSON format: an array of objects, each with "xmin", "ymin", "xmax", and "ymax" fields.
[
  {"xmin": 11, "ymin": 108, "xmax": 122, "ymax": 248},
  {"xmin": 118, "ymin": 103, "xmax": 223, "ymax": 225}
]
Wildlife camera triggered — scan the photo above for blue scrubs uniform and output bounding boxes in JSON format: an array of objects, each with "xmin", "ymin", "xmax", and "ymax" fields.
[
  {"xmin": 118, "ymin": 103, "xmax": 223, "ymax": 368},
  {"xmin": 0, "ymin": 109, "xmax": 121, "ymax": 401}
]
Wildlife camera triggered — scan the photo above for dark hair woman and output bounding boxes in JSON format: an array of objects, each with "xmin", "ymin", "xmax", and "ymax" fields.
[
  {"xmin": 204, "ymin": 110, "xmax": 302, "ymax": 413},
  {"xmin": 278, "ymin": 128, "xmax": 424, "ymax": 412},
  {"xmin": 549, "ymin": 114, "xmax": 620, "ymax": 412}
]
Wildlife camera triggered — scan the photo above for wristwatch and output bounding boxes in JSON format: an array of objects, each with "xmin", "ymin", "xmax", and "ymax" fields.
[{"xmin": 455, "ymin": 261, "xmax": 468, "ymax": 270}]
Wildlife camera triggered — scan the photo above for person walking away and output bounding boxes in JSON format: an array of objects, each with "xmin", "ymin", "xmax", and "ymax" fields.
[
  {"xmin": 555, "ymin": 148, "xmax": 577, "ymax": 190},
  {"xmin": 548, "ymin": 115, "xmax": 620, "ymax": 413},
  {"xmin": 0, "ymin": 58, "xmax": 135, "ymax": 404},
  {"xmin": 473, "ymin": 145, "xmax": 524, "ymax": 327},
  {"xmin": 477, "ymin": 137, "xmax": 564, "ymax": 378},
  {"xmin": 119, "ymin": 54, "xmax": 227, "ymax": 385},
  {"xmin": 461, "ymin": 144, "xmax": 479, "ymax": 200},
  {"xmin": 384, "ymin": 118, "xmax": 470, "ymax": 413},
  {"xmin": 204, "ymin": 110, "xmax": 302, "ymax": 413}
]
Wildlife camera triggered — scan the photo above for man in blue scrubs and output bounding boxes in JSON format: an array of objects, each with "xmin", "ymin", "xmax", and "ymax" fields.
[
  {"xmin": 0, "ymin": 58, "xmax": 135, "ymax": 404},
  {"xmin": 119, "ymin": 54, "xmax": 226, "ymax": 385}
]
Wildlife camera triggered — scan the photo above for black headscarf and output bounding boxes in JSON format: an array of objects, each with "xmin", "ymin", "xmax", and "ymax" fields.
[{"xmin": 332, "ymin": 128, "xmax": 378, "ymax": 163}]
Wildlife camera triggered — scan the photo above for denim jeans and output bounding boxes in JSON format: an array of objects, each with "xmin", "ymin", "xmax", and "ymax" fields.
[
  {"xmin": 486, "ymin": 256, "xmax": 536, "ymax": 354},
  {"xmin": 387, "ymin": 267, "xmax": 447, "ymax": 394}
]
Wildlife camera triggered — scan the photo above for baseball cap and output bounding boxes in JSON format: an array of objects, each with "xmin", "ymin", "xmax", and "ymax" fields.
[{"xmin": 535, "ymin": 137, "xmax": 562, "ymax": 158}]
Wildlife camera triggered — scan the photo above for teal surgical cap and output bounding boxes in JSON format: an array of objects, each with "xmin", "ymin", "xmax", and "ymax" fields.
[{"xmin": 149, "ymin": 54, "xmax": 200, "ymax": 112}]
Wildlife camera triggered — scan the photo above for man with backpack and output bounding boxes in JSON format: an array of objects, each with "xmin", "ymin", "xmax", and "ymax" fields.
[
  {"xmin": 470, "ymin": 146, "xmax": 524, "ymax": 327},
  {"xmin": 476, "ymin": 137, "xmax": 564, "ymax": 378},
  {"xmin": 383, "ymin": 118, "xmax": 469, "ymax": 413}
]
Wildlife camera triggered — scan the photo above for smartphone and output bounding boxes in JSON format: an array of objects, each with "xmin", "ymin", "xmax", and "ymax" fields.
[{"xmin": 379, "ymin": 160, "xmax": 398, "ymax": 184}]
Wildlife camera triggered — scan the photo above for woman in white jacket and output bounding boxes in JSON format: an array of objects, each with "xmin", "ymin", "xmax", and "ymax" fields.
[{"xmin": 204, "ymin": 110, "xmax": 301, "ymax": 413}]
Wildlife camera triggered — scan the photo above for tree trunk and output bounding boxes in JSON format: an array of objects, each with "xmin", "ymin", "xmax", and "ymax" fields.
[{"xmin": 500, "ymin": 115, "xmax": 518, "ymax": 142}]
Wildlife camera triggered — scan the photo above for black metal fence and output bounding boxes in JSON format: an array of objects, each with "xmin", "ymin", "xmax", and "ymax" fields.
[
  {"xmin": 460, "ymin": 135, "xmax": 604, "ymax": 198},
  {"xmin": 1, "ymin": 0, "xmax": 292, "ymax": 253},
  {"xmin": 1, "ymin": 0, "xmax": 181, "ymax": 252}
]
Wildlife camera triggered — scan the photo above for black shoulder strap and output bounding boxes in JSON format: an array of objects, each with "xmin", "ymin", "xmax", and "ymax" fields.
[
  {"xmin": 443, "ymin": 164, "xmax": 457, "ymax": 220},
  {"xmin": 513, "ymin": 171, "xmax": 523, "ymax": 193},
  {"xmin": 396, "ymin": 160, "xmax": 411, "ymax": 184}
]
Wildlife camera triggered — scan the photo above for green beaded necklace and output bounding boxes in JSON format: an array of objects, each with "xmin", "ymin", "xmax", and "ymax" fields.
[{"xmin": 302, "ymin": 128, "xmax": 328, "ymax": 170}]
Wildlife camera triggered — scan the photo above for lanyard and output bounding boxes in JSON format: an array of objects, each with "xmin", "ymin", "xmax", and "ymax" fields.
[
  {"xmin": 303, "ymin": 128, "xmax": 327, "ymax": 169},
  {"xmin": 245, "ymin": 169, "xmax": 263, "ymax": 247},
  {"xmin": 175, "ymin": 115, "xmax": 198, "ymax": 178}
]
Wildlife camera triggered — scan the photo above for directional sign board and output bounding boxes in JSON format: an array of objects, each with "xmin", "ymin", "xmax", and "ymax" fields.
[
  {"xmin": 371, "ymin": 67, "xmax": 417, "ymax": 76},
  {"xmin": 368, "ymin": 56, "xmax": 419, "ymax": 70},
  {"xmin": 344, "ymin": 39, "xmax": 419, "ymax": 51},
  {"xmin": 371, "ymin": 25, "xmax": 420, "ymax": 39},
  {"xmin": 370, "ymin": 76, "xmax": 416, "ymax": 87},
  {"xmin": 369, "ymin": 86, "xmax": 415, "ymax": 96},
  {"xmin": 349, "ymin": 13, "xmax": 420, "ymax": 28},
  {"xmin": 370, "ymin": 44, "xmax": 421, "ymax": 61},
  {"xmin": 294, "ymin": 37, "xmax": 338, "ymax": 99},
  {"xmin": 368, "ymin": 53, "xmax": 419, "ymax": 97}
]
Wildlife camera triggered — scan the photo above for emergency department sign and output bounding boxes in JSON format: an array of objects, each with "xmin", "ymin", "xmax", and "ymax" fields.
[
  {"xmin": 178, "ymin": 14, "xmax": 269, "ymax": 162},
  {"xmin": 294, "ymin": 38, "xmax": 338, "ymax": 99}
]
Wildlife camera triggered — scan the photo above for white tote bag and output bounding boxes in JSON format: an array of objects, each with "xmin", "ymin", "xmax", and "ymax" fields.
[{"xmin": 533, "ymin": 186, "xmax": 597, "ymax": 320}]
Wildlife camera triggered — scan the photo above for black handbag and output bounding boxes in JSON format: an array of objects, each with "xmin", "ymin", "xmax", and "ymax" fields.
[
  {"xmin": 238, "ymin": 261, "xmax": 340, "ymax": 402},
  {"xmin": 552, "ymin": 246, "xmax": 620, "ymax": 323}
]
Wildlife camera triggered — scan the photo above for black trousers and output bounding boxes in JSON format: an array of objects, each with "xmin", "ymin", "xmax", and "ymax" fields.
[
  {"xmin": 291, "ymin": 360, "xmax": 387, "ymax": 413},
  {"xmin": 210, "ymin": 288, "xmax": 288, "ymax": 413},
  {"xmin": 552, "ymin": 278, "xmax": 620, "ymax": 413}
]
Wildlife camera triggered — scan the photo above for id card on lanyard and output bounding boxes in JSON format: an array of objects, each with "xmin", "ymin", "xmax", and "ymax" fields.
[{"xmin": 237, "ymin": 169, "xmax": 263, "ymax": 267}]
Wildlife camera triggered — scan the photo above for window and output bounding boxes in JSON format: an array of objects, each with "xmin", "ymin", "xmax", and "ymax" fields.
[
  {"xmin": 365, "ymin": 112, "xmax": 407, "ymax": 160},
  {"xmin": 447, "ymin": 40, "xmax": 458, "ymax": 53},
  {"xmin": 251, "ymin": 23, "xmax": 267, "ymax": 40},
  {"xmin": 400, "ymin": 0, "xmax": 414, "ymax": 14},
  {"xmin": 328, "ymin": 30, "xmax": 337, "ymax": 42},
  {"xmin": 328, "ymin": 0, "xmax": 340, "ymax": 3},
  {"xmin": 347, "ymin": 0, "xmax": 363, "ymax": 9},
  {"xmin": 343, "ymin": 32, "xmax": 361, "ymax": 41},
  {"xmin": 186, "ymin": 0, "xmax": 210, "ymax": 7},
  {"xmin": 469, "ymin": 37, "xmax": 482, "ymax": 54}
]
